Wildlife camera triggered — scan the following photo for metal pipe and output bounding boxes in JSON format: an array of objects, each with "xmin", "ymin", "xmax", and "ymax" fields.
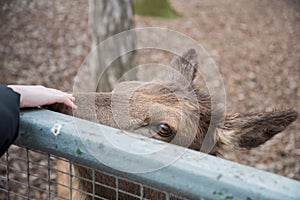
[{"xmin": 15, "ymin": 109, "xmax": 300, "ymax": 200}]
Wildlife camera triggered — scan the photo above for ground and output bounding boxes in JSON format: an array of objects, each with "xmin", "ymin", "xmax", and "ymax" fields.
[{"xmin": 0, "ymin": 0, "xmax": 299, "ymax": 195}]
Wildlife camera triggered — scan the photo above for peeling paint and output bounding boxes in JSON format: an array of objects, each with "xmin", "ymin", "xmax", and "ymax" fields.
[
  {"xmin": 51, "ymin": 123, "xmax": 62, "ymax": 136},
  {"xmin": 98, "ymin": 143, "xmax": 104, "ymax": 150},
  {"xmin": 76, "ymin": 148, "xmax": 83, "ymax": 155}
]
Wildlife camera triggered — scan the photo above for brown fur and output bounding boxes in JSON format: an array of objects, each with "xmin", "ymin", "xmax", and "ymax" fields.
[{"xmin": 52, "ymin": 49, "xmax": 298, "ymax": 199}]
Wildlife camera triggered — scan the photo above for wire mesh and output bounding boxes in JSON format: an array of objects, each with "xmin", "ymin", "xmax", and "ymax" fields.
[{"xmin": 0, "ymin": 145, "xmax": 187, "ymax": 200}]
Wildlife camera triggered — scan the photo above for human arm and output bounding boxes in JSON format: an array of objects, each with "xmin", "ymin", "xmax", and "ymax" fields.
[
  {"xmin": 0, "ymin": 84, "xmax": 77, "ymax": 157},
  {"xmin": 0, "ymin": 84, "xmax": 21, "ymax": 157}
]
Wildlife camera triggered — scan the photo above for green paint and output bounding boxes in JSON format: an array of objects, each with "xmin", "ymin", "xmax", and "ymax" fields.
[
  {"xmin": 134, "ymin": 0, "xmax": 180, "ymax": 18},
  {"xmin": 98, "ymin": 143, "xmax": 104, "ymax": 150},
  {"xmin": 246, "ymin": 197, "xmax": 252, "ymax": 200},
  {"xmin": 87, "ymin": 139, "xmax": 92, "ymax": 145},
  {"xmin": 225, "ymin": 196, "xmax": 234, "ymax": 200},
  {"xmin": 213, "ymin": 191, "xmax": 224, "ymax": 196},
  {"xmin": 76, "ymin": 148, "xmax": 83, "ymax": 155}
]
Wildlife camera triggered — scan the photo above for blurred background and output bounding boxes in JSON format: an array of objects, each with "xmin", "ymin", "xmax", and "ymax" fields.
[{"xmin": 0, "ymin": 0, "xmax": 299, "ymax": 183}]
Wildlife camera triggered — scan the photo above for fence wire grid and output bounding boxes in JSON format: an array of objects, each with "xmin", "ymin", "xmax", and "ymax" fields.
[{"xmin": 0, "ymin": 145, "xmax": 187, "ymax": 200}]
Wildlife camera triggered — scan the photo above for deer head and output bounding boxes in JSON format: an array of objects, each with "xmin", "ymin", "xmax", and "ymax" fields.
[{"xmin": 54, "ymin": 49, "xmax": 298, "ymax": 156}]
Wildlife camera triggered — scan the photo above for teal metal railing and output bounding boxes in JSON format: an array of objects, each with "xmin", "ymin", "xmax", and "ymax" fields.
[{"xmin": 14, "ymin": 109, "xmax": 300, "ymax": 200}]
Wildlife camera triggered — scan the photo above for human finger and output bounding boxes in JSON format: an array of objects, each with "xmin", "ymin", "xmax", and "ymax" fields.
[
  {"xmin": 68, "ymin": 94, "xmax": 75, "ymax": 102},
  {"xmin": 53, "ymin": 94, "xmax": 77, "ymax": 110}
]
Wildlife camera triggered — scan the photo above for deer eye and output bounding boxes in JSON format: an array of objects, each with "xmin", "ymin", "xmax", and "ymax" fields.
[{"xmin": 157, "ymin": 123, "xmax": 173, "ymax": 137}]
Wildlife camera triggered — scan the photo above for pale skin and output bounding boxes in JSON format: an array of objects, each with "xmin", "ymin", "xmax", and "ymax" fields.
[{"xmin": 7, "ymin": 85, "xmax": 77, "ymax": 109}]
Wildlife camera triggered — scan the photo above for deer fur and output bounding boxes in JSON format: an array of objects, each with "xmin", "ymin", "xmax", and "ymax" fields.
[{"xmin": 53, "ymin": 49, "xmax": 298, "ymax": 199}]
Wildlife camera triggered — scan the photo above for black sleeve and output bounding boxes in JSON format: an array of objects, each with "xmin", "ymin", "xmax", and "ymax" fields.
[{"xmin": 0, "ymin": 84, "xmax": 20, "ymax": 157}]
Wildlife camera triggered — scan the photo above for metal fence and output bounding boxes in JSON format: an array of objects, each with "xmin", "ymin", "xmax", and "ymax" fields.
[
  {"xmin": 1, "ymin": 109, "xmax": 300, "ymax": 200},
  {"xmin": 0, "ymin": 147, "xmax": 181, "ymax": 200}
]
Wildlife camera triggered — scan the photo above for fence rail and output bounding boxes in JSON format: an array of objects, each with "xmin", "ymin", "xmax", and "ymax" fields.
[{"xmin": 12, "ymin": 109, "xmax": 300, "ymax": 200}]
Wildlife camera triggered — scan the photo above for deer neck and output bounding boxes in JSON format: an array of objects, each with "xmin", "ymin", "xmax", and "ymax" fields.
[{"xmin": 73, "ymin": 92, "xmax": 117, "ymax": 128}]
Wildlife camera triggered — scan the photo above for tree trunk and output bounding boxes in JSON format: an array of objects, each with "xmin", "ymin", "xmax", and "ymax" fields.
[{"xmin": 88, "ymin": 0, "xmax": 136, "ymax": 92}]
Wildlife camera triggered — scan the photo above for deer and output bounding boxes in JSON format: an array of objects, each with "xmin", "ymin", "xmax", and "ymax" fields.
[{"xmin": 52, "ymin": 49, "xmax": 298, "ymax": 199}]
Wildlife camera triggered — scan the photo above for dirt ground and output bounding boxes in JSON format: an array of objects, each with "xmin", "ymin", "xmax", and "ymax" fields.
[{"xmin": 0, "ymin": 0, "xmax": 299, "ymax": 192}]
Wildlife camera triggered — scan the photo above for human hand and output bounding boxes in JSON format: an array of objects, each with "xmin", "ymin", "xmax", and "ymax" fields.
[{"xmin": 8, "ymin": 85, "xmax": 77, "ymax": 109}]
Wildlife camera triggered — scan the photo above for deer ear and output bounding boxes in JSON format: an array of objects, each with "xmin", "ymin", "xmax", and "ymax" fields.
[
  {"xmin": 169, "ymin": 48, "xmax": 198, "ymax": 84},
  {"xmin": 214, "ymin": 109, "xmax": 298, "ymax": 154}
]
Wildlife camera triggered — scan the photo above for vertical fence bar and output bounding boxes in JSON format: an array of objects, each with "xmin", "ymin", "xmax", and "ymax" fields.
[
  {"xmin": 69, "ymin": 160, "xmax": 72, "ymax": 200},
  {"xmin": 47, "ymin": 154, "xmax": 51, "ymax": 200},
  {"xmin": 26, "ymin": 148, "xmax": 30, "ymax": 199},
  {"xmin": 115, "ymin": 176, "xmax": 119, "ymax": 200},
  {"xmin": 140, "ymin": 184, "xmax": 143, "ymax": 200},
  {"xmin": 165, "ymin": 192, "xmax": 170, "ymax": 200},
  {"xmin": 6, "ymin": 151, "xmax": 10, "ymax": 200},
  {"xmin": 92, "ymin": 168, "xmax": 95, "ymax": 200}
]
